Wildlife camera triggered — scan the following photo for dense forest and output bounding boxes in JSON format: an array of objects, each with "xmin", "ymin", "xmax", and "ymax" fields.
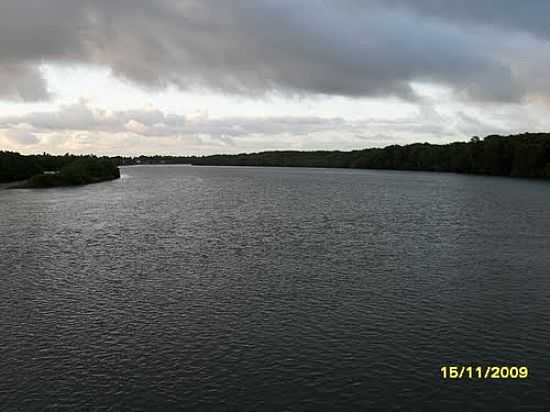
[
  {"xmin": 0, "ymin": 152, "xmax": 120, "ymax": 187},
  {"xmin": 114, "ymin": 132, "xmax": 550, "ymax": 179},
  {"xmin": 25, "ymin": 157, "xmax": 120, "ymax": 188},
  {"xmin": 3, "ymin": 133, "xmax": 550, "ymax": 184}
]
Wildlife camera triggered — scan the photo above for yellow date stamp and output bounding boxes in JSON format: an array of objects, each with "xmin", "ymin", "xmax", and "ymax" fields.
[{"xmin": 440, "ymin": 366, "xmax": 528, "ymax": 380}]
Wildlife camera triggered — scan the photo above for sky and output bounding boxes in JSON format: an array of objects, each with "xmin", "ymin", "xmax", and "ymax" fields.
[{"xmin": 1, "ymin": 0, "xmax": 550, "ymax": 156}]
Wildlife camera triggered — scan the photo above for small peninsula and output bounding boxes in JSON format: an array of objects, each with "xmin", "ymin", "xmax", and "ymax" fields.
[{"xmin": 0, "ymin": 153, "xmax": 120, "ymax": 188}]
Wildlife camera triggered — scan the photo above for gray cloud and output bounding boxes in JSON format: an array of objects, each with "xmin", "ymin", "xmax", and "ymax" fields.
[
  {"xmin": 0, "ymin": 1, "xmax": 547, "ymax": 102},
  {"xmin": 0, "ymin": 64, "xmax": 49, "ymax": 101},
  {"xmin": 3, "ymin": 128, "xmax": 40, "ymax": 146},
  {"xmin": 0, "ymin": 102, "xmax": 348, "ymax": 138},
  {"xmin": 375, "ymin": 1, "xmax": 550, "ymax": 40}
]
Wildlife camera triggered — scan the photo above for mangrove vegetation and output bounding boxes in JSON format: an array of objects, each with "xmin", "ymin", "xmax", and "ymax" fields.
[
  {"xmin": 114, "ymin": 132, "xmax": 550, "ymax": 179},
  {"xmin": 3, "ymin": 133, "xmax": 550, "ymax": 185},
  {"xmin": 0, "ymin": 153, "xmax": 120, "ymax": 187}
]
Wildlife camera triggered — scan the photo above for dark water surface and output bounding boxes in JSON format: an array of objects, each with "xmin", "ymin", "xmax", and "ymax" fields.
[{"xmin": 1, "ymin": 166, "xmax": 550, "ymax": 411}]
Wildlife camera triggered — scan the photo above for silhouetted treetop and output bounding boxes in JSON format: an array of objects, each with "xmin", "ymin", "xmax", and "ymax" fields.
[{"xmin": 113, "ymin": 132, "xmax": 550, "ymax": 179}]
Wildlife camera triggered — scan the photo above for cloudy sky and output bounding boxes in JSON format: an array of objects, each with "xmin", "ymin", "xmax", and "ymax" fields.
[{"xmin": 1, "ymin": 1, "xmax": 550, "ymax": 155}]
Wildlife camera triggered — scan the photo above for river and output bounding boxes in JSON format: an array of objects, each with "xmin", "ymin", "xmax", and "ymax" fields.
[{"xmin": 1, "ymin": 166, "xmax": 549, "ymax": 410}]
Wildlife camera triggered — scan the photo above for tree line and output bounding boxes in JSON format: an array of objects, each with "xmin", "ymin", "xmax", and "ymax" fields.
[
  {"xmin": 3, "ymin": 132, "xmax": 550, "ymax": 183},
  {"xmin": 114, "ymin": 132, "xmax": 550, "ymax": 178},
  {"xmin": 0, "ymin": 152, "xmax": 119, "ymax": 186}
]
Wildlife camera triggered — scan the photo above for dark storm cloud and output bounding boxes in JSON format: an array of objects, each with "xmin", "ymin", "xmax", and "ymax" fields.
[
  {"xmin": 0, "ymin": 1, "xmax": 546, "ymax": 101},
  {"xmin": 374, "ymin": 1, "xmax": 550, "ymax": 40}
]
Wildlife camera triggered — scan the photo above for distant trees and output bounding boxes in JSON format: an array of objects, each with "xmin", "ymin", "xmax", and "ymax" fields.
[
  {"xmin": 26, "ymin": 157, "xmax": 120, "ymax": 187},
  {"xmin": 4, "ymin": 132, "xmax": 550, "ymax": 183},
  {"xmin": 157, "ymin": 132, "xmax": 549, "ymax": 179},
  {"xmin": 0, "ymin": 151, "xmax": 42, "ymax": 182},
  {"xmin": 0, "ymin": 151, "xmax": 84, "ymax": 183},
  {"xmin": 57, "ymin": 157, "xmax": 120, "ymax": 185},
  {"xmin": 0, "ymin": 152, "xmax": 120, "ymax": 187}
]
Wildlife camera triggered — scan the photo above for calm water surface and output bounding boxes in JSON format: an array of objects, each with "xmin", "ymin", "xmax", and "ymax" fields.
[{"xmin": 1, "ymin": 166, "xmax": 550, "ymax": 411}]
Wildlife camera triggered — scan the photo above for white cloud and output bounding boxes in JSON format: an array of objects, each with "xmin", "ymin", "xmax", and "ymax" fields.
[{"xmin": 4, "ymin": 99, "xmax": 546, "ymax": 155}]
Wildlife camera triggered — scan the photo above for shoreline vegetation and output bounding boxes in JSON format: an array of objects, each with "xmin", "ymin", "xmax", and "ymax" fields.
[
  {"xmin": 2, "ymin": 132, "xmax": 550, "ymax": 186},
  {"xmin": 114, "ymin": 132, "xmax": 550, "ymax": 179},
  {"xmin": 0, "ymin": 154, "xmax": 120, "ymax": 188}
]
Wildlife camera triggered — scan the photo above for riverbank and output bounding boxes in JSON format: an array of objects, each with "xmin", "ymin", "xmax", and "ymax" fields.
[{"xmin": 0, "ymin": 180, "xmax": 29, "ymax": 190}]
